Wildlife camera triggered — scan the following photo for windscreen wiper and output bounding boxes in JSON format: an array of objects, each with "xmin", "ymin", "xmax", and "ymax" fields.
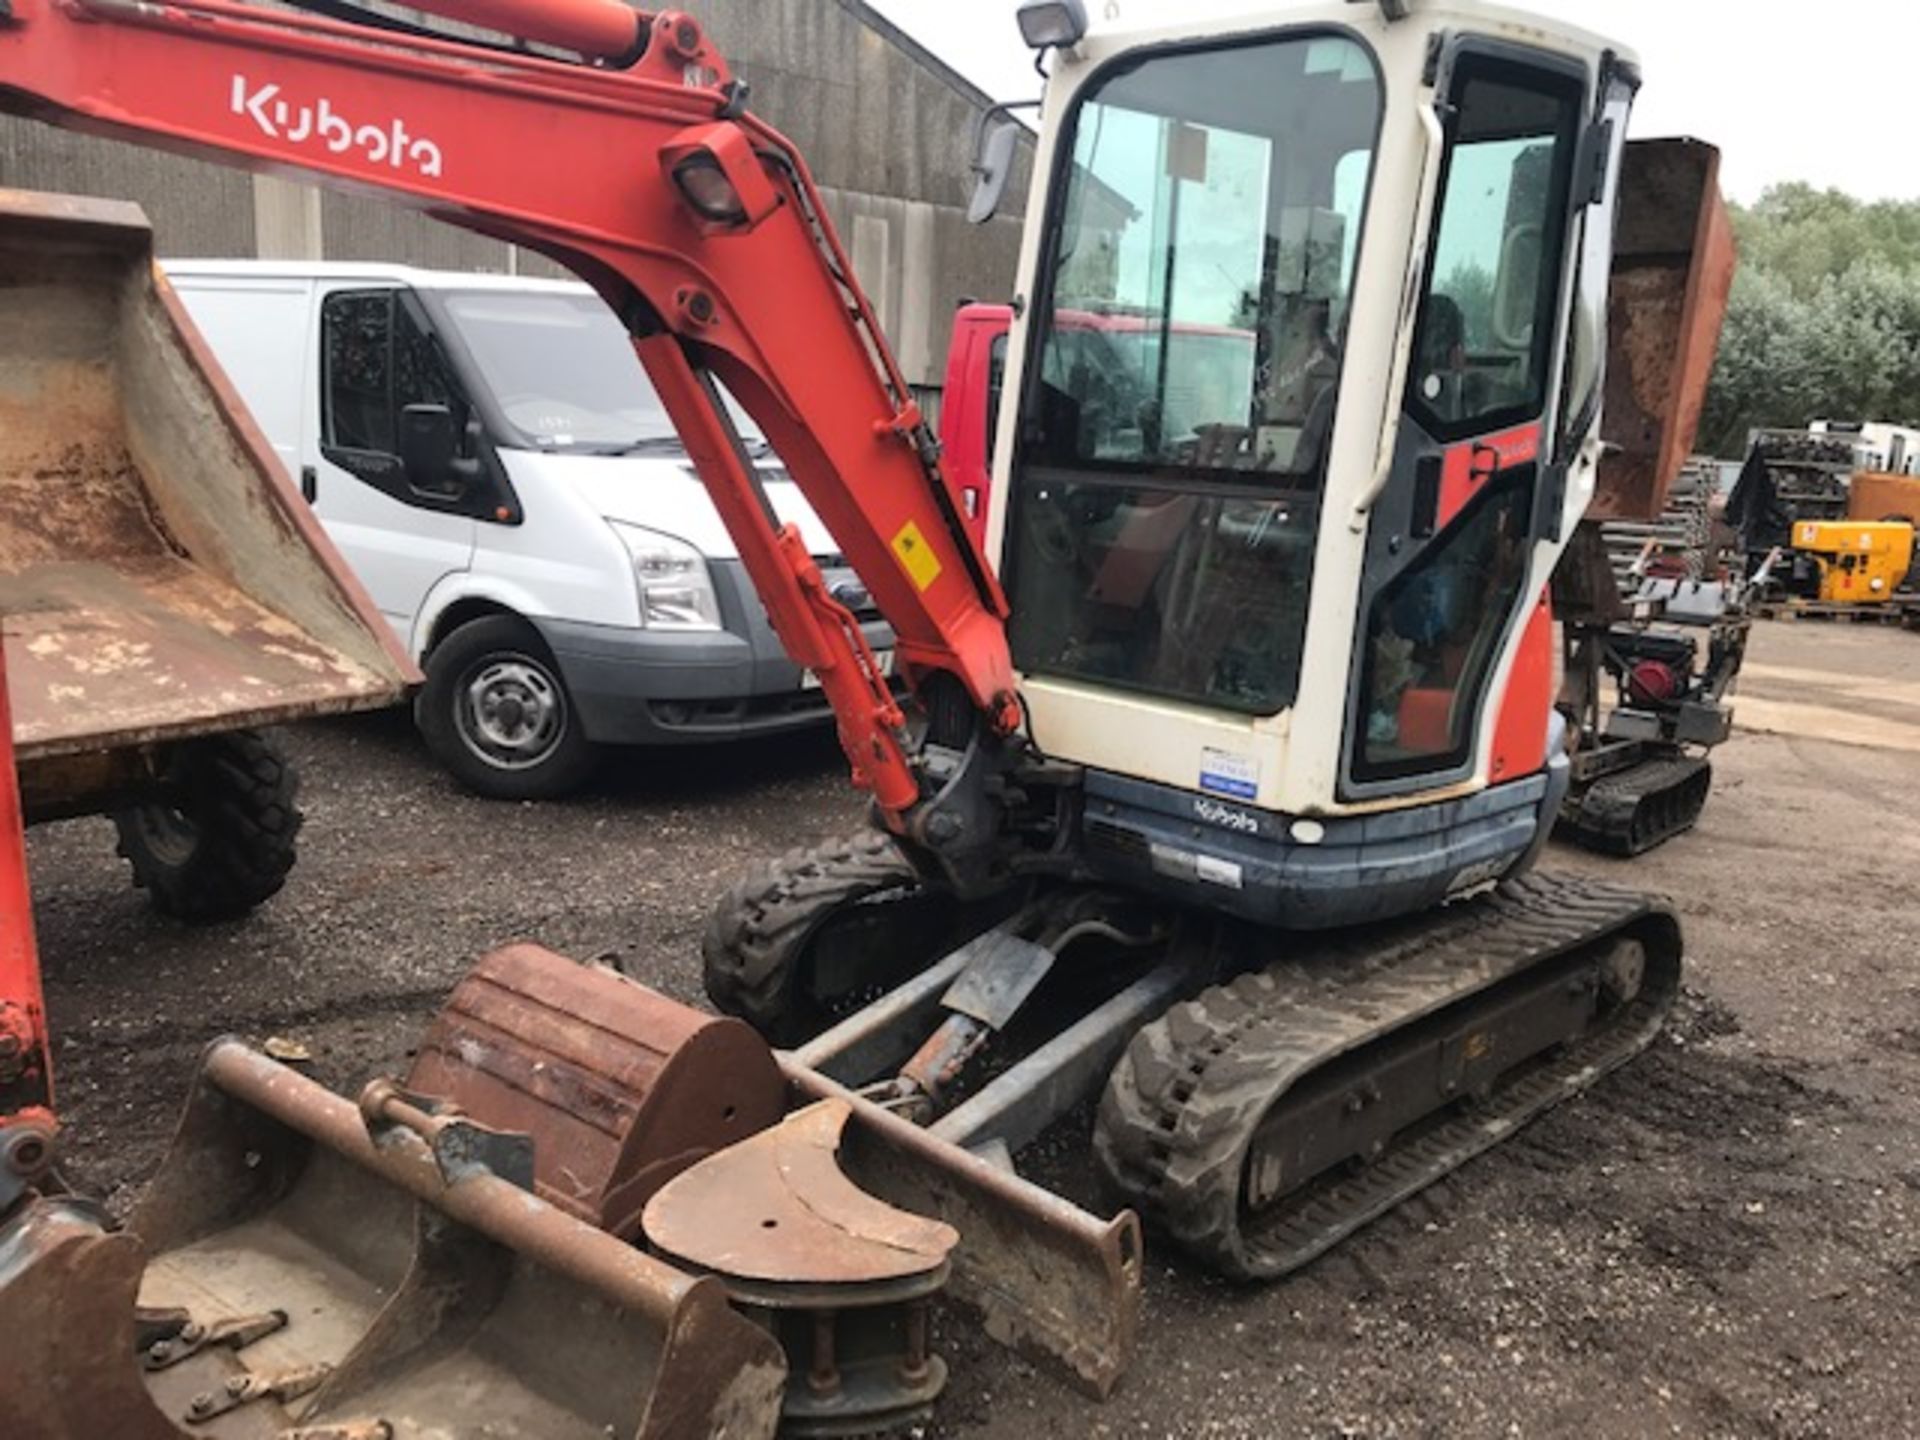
[{"xmin": 585, "ymin": 436, "xmax": 687, "ymax": 456}]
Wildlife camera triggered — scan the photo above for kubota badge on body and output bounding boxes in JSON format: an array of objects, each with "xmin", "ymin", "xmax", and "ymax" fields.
[{"xmin": 230, "ymin": 76, "xmax": 444, "ymax": 176}]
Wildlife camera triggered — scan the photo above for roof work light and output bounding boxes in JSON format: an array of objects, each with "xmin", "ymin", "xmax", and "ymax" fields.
[{"xmin": 1017, "ymin": 0, "xmax": 1088, "ymax": 51}]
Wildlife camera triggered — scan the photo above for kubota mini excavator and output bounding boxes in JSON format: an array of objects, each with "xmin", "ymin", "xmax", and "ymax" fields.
[{"xmin": 0, "ymin": 0, "xmax": 1730, "ymax": 1433}]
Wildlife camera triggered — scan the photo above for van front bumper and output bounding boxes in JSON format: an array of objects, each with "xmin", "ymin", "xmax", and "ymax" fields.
[{"xmin": 533, "ymin": 564, "xmax": 893, "ymax": 746}]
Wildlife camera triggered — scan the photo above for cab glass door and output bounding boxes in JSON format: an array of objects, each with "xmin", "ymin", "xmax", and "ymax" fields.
[{"xmin": 1347, "ymin": 51, "xmax": 1586, "ymax": 790}]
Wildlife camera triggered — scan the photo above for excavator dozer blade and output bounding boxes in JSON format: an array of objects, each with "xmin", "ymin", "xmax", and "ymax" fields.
[
  {"xmin": 0, "ymin": 1040, "xmax": 787, "ymax": 1440},
  {"xmin": 785, "ymin": 1062, "xmax": 1143, "ymax": 1400}
]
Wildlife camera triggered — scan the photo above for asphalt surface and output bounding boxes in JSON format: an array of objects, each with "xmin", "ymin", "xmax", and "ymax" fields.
[{"xmin": 29, "ymin": 620, "xmax": 1920, "ymax": 1438}]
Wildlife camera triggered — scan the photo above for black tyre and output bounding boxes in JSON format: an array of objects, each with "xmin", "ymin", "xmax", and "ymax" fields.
[
  {"xmin": 417, "ymin": 615, "xmax": 599, "ymax": 800},
  {"xmin": 112, "ymin": 730, "xmax": 303, "ymax": 923}
]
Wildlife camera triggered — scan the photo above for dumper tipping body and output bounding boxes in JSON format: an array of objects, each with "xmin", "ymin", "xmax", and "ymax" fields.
[{"xmin": 0, "ymin": 190, "xmax": 413, "ymax": 814}]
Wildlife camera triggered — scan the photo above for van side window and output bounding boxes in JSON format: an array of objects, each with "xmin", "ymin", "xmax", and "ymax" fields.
[{"xmin": 321, "ymin": 289, "xmax": 463, "ymax": 458}]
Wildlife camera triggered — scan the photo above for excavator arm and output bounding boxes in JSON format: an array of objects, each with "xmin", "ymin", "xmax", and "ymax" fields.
[{"xmin": 0, "ymin": 0, "xmax": 1021, "ymax": 861}]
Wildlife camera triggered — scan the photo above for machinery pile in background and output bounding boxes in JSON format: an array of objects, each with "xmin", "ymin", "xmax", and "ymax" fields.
[{"xmin": 1735, "ymin": 426, "xmax": 1920, "ymax": 624}]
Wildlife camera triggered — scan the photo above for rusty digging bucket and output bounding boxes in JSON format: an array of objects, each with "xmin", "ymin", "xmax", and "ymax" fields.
[
  {"xmin": 0, "ymin": 1036, "xmax": 789, "ymax": 1440},
  {"xmin": 0, "ymin": 945, "xmax": 1139, "ymax": 1438},
  {"xmin": 396, "ymin": 947, "xmax": 1142, "ymax": 1433},
  {"xmin": 0, "ymin": 188, "xmax": 413, "ymax": 818}
]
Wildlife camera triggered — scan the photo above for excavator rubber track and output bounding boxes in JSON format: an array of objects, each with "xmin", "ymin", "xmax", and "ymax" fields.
[
  {"xmin": 1095, "ymin": 873, "xmax": 1681, "ymax": 1281},
  {"xmin": 1560, "ymin": 756, "xmax": 1713, "ymax": 856}
]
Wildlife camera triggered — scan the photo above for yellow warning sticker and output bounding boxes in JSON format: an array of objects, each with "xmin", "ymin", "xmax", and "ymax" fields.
[{"xmin": 891, "ymin": 520, "xmax": 943, "ymax": 592}]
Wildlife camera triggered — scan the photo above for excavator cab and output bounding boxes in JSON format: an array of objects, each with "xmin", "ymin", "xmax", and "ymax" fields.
[{"xmin": 993, "ymin": 8, "xmax": 1636, "ymax": 925}]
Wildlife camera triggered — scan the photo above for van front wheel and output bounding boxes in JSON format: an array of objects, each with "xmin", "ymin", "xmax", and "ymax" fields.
[{"xmin": 419, "ymin": 615, "xmax": 599, "ymax": 800}]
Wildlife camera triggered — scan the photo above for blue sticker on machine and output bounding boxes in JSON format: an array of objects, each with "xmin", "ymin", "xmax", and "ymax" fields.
[{"xmin": 1199, "ymin": 747, "xmax": 1259, "ymax": 801}]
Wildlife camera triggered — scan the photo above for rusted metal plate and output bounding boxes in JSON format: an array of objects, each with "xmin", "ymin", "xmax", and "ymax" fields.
[
  {"xmin": 0, "ymin": 188, "xmax": 415, "ymax": 765},
  {"xmin": 1594, "ymin": 139, "xmax": 1737, "ymax": 523},
  {"xmin": 0, "ymin": 556, "xmax": 401, "ymax": 759},
  {"xmin": 125, "ymin": 1039, "xmax": 786, "ymax": 1440},
  {"xmin": 647, "ymin": 1100, "xmax": 957, "ymax": 1438},
  {"xmin": 0, "ymin": 1196, "xmax": 186, "ymax": 1440},
  {"xmin": 405, "ymin": 943, "xmax": 788, "ymax": 1239},
  {"xmin": 645, "ymin": 1100, "xmax": 957, "ymax": 1287}
]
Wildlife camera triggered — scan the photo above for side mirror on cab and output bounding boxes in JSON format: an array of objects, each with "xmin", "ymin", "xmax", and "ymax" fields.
[{"xmin": 969, "ymin": 119, "xmax": 1023, "ymax": 226}]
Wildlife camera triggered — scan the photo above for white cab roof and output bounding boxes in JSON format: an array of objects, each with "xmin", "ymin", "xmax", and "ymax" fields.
[{"xmin": 1082, "ymin": 0, "xmax": 1633, "ymax": 71}]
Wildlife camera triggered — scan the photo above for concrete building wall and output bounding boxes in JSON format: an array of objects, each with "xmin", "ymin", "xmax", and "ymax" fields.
[{"xmin": 0, "ymin": 0, "xmax": 1031, "ymax": 389}]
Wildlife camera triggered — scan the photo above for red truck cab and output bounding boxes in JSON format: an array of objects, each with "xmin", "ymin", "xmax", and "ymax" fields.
[{"xmin": 939, "ymin": 302, "xmax": 1012, "ymax": 552}]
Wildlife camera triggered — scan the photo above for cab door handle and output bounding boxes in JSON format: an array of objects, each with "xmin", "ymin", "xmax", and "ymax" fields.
[
  {"xmin": 1410, "ymin": 455, "xmax": 1442, "ymax": 539},
  {"xmin": 300, "ymin": 465, "xmax": 318, "ymax": 503}
]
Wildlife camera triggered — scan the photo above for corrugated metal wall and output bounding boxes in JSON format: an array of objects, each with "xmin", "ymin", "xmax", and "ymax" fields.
[{"xmin": 0, "ymin": 0, "xmax": 1031, "ymax": 387}]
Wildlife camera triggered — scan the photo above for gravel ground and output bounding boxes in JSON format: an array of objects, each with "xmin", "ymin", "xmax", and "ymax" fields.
[{"xmin": 28, "ymin": 621, "xmax": 1920, "ymax": 1439}]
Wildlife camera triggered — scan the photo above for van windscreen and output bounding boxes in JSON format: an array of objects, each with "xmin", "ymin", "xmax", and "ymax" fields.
[{"xmin": 442, "ymin": 290, "xmax": 765, "ymax": 452}]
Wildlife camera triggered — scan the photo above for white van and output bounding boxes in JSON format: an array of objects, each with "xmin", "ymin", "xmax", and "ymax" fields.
[{"xmin": 164, "ymin": 262, "xmax": 890, "ymax": 799}]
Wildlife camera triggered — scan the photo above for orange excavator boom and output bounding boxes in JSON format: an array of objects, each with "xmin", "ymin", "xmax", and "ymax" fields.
[{"xmin": 0, "ymin": 0, "xmax": 1018, "ymax": 849}]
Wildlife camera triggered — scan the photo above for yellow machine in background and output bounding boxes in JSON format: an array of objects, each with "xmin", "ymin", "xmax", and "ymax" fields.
[{"xmin": 1790, "ymin": 520, "xmax": 1916, "ymax": 604}]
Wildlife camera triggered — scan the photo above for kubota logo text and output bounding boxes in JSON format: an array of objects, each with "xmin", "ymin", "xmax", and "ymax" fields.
[{"xmin": 231, "ymin": 76, "xmax": 444, "ymax": 178}]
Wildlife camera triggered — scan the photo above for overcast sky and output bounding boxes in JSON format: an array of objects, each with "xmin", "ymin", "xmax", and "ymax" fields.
[{"xmin": 865, "ymin": 0, "xmax": 1917, "ymax": 204}]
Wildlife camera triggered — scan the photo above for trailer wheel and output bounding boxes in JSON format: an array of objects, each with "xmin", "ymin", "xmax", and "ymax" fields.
[
  {"xmin": 112, "ymin": 730, "xmax": 303, "ymax": 923},
  {"xmin": 418, "ymin": 615, "xmax": 599, "ymax": 800}
]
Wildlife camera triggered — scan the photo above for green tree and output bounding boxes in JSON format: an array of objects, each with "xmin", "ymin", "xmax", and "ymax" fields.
[{"xmin": 1700, "ymin": 186, "xmax": 1920, "ymax": 455}]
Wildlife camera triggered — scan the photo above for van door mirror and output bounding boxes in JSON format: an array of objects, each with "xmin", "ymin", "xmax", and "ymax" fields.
[
  {"xmin": 398, "ymin": 403, "xmax": 463, "ymax": 494},
  {"xmin": 968, "ymin": 119, "xmax": 1023, "ymax": 225}
]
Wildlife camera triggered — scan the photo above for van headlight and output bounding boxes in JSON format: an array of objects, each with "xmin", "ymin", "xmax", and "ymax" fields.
[{"xmin": 609, "ymin": 523, "xmax": 722, "ymax": 630}]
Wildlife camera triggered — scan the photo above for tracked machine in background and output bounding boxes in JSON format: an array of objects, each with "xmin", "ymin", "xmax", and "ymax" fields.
[
  {"xmin": 1555, "ymin": 457, "xmax": 1755, "ymax": 857},
  {"xmin": 1, "ymin": 0, "xmax": 1729, "ymax": 1433},
  {"xmin": 1548, "ymin": 141, "xmax": 1740, "ymax": 856}
]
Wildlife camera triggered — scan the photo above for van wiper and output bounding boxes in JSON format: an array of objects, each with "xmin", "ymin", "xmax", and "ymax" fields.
[
  {"xmin": 577, "ymin": 435, "xmax": 685, "ymax": 456},
  {"xmin": 573, "ymin": 435, "xmax": 774, "ymax": 459}
]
